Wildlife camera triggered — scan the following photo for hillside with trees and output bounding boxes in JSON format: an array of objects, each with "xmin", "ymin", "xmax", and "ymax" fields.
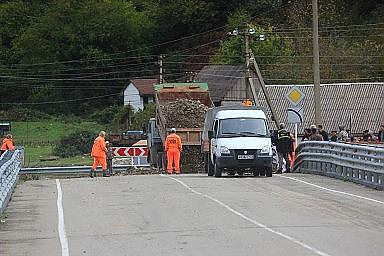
[{"xmin": 1, "ymin": 0, "xmax": 383, "ymax": 115}]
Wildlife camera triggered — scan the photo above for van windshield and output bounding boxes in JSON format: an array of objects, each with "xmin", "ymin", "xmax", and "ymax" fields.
[{"xmin": 219, "ymin": 118, "xmax": 268, "ymax": 137}]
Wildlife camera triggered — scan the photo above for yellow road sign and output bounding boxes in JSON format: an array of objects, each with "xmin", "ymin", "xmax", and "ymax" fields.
[{"xmin": 286, "ymin": 86, "xmax": 305, "ymax": 105}]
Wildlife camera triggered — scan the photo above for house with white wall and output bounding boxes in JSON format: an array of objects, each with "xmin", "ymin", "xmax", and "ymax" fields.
[{"xmin": 123, "ymin": 79, "xmax": 157, "ymax": 111}]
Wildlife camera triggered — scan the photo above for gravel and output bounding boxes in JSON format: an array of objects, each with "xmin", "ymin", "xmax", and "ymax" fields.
[
  {"xmin": 181, "ymin": 146, "xmax": 204, "ymax": 173},
  {"xmin": 160, "ymin": 99, "xmax": 208, "ymax": 128}
]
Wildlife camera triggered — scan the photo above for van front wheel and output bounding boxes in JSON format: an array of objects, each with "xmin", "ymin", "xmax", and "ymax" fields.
[{"xmin": 214, "ymin": 161, "xmax": 222, "ymax": 178}]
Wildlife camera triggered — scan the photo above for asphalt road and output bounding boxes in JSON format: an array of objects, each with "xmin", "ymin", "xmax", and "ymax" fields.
[{"xmin": 1, "ymin": 173, "xmax": 384, "ymax": 256}]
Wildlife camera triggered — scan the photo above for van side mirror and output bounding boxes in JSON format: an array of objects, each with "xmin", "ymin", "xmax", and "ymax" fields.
[{"xmin": 208, "ymin": 130, "xmax": 214, "ymax": 139}]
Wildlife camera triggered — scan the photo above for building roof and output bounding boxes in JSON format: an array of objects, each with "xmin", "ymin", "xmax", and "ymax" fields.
[
  {"xmin": 197, "ymin": 65, "xmax": 383, "ymax": 133},
  {"xmin": 195, "ymin": 65, "xmax": 263, "ymax": 103},
  {"xmin": 258, "ymin": 83, "xmax": 384, "ymax": 133},
  {"xmin": 195, "ymin": 65, "xmax": 245, "ymax": 102},
  {"xmin": 130, "ymin": 79, "xmax": 157, "ymax": 96}
]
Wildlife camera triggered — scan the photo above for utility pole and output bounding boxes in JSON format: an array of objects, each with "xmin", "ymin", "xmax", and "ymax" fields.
[
  {"xmin": 158, "ymin": 54, "xmax": 164, "ymax": 84},
  {"xmin": 312, "ymin": 0, "xmax": 322, "ymax": 125},
  {"xmin": 228, "ymin": 28, "xmax": 259, "ymax": 105},
  {"xmin": 249, "ymin": 50, "xmax": 279, "ymax": 128},
  {"xmin": 244, "ymin": 34, "xmax": 252, "ymax": 100},
  {"xmin": 228, "ymin": 28, "xmax": 279, "ymax": 125}
]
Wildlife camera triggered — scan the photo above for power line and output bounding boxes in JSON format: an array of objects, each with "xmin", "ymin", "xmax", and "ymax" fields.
[
  {"xmin": 176, "ymin": 54, "xmax": 384, "ymax": 58},
  {"xmin": 0, "ymin": 58, "xmax": 155, "ymax": 69},
  {"xmin": 271, "ymin": 22, "xmax": 384, "ymax": 32},
  {"xmin": 0, "ymin": 72, "xmax": 184, "ymax": 82},
  {"xmin": 163, "ymin": 61, "xmax": 384, "ymax": 66},
  {"xmin": 163, "ymin": 38, "xmax": 224, "ymax": 57},
  {"xmin": 0, "ymin": 68, "xmax": 158, "ymax": 78},
  {"xmin": 270, "ymin": 26, "xmax": 384, "ymax": 36},
  {"xmin": 0, "ymin": 93, "xmax": 120, "ymax": 105},
  {"xmin": 105, "ymin": 25, "xmax": 227, "ymax": 57},
  {"xmin": 264, "ymin": 77, "xmax": 384, "ymax": 82},
  {"xmin": 2, "ymin": 26, "xmax": 227, "ymax": 67}
]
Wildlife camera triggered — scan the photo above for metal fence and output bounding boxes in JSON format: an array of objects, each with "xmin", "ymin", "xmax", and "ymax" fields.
[
  {"xmin": 294, "ymin": 141, "xmax": 384, "ymax": 190},
  {"xmin": 0, "ymin": 149, "xmax": 24, "ymax": 213}
]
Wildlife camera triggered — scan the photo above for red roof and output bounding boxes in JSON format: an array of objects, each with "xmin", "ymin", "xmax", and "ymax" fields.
[{"xmin": 130, "ymin": 79, "xmax": 157, "ymax": 95}]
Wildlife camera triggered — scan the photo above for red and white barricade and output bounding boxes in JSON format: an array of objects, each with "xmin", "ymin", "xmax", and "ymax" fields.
[{"xmin": 111, "ymin": 147, "xmax": 149, "ymax": 166}]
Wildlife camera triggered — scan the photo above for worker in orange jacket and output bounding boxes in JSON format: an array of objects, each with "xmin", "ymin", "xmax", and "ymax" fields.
[
  {"xmin": 1, "ymin": 134, "xmax": 15, "ymax": 155},
  {"xmin": 165, "ymin": 128, "xmax": 182, "ymax": 174},
  {"xmin": 90, "ymin": 131, "xmax": 108, "ymax": 178}
]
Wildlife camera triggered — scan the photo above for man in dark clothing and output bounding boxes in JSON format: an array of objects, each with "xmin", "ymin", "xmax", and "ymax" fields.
[
  {"xmin": 362, "ymin": 130, "xmax": 372, "ymax": 142},
  {"xmin": 309, "ymin": 125, "xmax": 324, "ymax": 141},
  {"xmin": 302, "ymin": 128, "xmax": 312, "ymax": 141},
  {"xmin": 378, "ymin": 125, "xmax": 384, "ymax": 142},
  {"xmin": 330, "ymin": 130, "xmax": 338, "ymax": 142},
  {"xmin": 105, "ymin": 141, "xmax": 113, "ymax": 175},
  {"xmin": 276, "ymin": 123, "xmax": 294, "ymax": 173},
  {"xmin": 318, "ymin": 125, "xmax": 329, "ymax": 141}
]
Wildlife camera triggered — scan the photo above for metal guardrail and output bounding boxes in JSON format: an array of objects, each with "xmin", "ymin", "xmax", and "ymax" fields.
[
  {"xmin": 0, "ymin": 149, "xmax": 24, "ymax": 213},
  {"xmin": 294, "ymin": 141, "xmax": 384, "ymax": 190}
]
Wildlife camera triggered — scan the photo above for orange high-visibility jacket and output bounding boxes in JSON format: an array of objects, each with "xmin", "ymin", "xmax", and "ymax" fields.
[
  {"xmin": 1, "ymin": 138, "xmax": 15, "ymax": 151},
  {"xmin": 91, "ymin": 136, "xmax": 107, "ymax": 158},
  {"xmin": 165, "ymin": 133, "xmax": 182, "ymax": 151}
]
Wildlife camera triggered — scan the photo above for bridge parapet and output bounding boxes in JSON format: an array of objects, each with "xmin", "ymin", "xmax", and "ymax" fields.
[
  {"xmin": 0, "ymin": 148, "xmax": 24, "ymax": 213},
  {"xmin": 294, "ymin": 141, "xmax": 384, "ymax": 190}
]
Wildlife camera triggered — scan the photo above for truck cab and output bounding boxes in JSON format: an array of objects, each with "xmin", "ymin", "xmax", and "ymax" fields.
[
  {"xmin": 205, "ymin": 106, "xmax": 273, "ymax": 177},
  {"xmin": 147, "ymin": 118, "xmax": 162, "ymax": 167}
]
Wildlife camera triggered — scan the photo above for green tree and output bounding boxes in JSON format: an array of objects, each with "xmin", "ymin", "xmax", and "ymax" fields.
[{"xmin": 212, "ymin": 20, "xmax": 296, "ymax": 83}]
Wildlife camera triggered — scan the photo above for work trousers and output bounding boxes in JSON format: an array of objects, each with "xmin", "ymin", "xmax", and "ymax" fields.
[
  {"xmin": 167, "ymin": 149, "xmax": 180, "ymax": 173},
  {"xmin": 107, "ymin": 158, "xmax": 112, "ymax": 173},
  {"xmin": 92, "ymin": 156, "xmax": 107, "ymax": 171},
  {"xmin": 278, "ymin": 152, "xmax": 290, "ymax": 172}
]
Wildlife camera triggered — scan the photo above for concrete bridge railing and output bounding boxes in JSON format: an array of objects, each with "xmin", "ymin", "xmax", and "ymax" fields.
[
  {"xmin": 0, "ymin": 148, "xmax": 24, "ymax": 213},
  {"xmin": 294, "ymin": 141, "xmax": 384, "ymax": 190}
]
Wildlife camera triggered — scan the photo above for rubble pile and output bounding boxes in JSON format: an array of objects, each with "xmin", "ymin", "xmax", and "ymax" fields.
[
  {"xmin": 181, "ymin": 146, "xmax": 204, "ymax": 173},
  {"xmin": 160, "ymin": 99, "xmax": 208, "ymax": 128},
  {"xmin": 113, "ymin": 166, "xmax": 160, "ymax": 176}
]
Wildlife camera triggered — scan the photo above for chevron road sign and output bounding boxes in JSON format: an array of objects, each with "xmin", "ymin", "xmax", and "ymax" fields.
[{"xmin": 111, "ymin": 147, "xmax": 148, "ymax": 157}]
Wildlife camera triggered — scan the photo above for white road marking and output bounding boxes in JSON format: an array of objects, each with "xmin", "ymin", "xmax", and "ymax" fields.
[
  {"xmin": 165, "ymin": 175, "xmax": 332, "ymax": 256},
  {"xmin": 279, "ymin": 175, "xmax": 384, "ymax": 205},
  {"xmin": 56, "ymin": 179, "xmax": 70, "ymax": 256}
]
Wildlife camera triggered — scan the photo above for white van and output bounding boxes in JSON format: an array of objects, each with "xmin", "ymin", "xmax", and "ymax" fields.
[{"xmin": 204, "ymin": 106, "xmax": 273, "ymax": 177}]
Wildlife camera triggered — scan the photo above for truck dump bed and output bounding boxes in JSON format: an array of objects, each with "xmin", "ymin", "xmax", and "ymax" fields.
[{"xmin": 155, "ymin": 83, "xmax": 213, "ymax": 146}]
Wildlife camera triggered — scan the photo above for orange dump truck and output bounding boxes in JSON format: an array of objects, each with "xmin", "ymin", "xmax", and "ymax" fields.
[{"xmin": 147, "ymin": 83, "xmax": 213, "ymax": 171}]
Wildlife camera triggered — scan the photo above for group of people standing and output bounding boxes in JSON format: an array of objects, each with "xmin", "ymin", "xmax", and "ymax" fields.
[
  {"xmin": 301, "ymin": 124, "xmax": 384, "ymax": 143},
  {"xmin": 274, "ymin": 123, "xmax": 345, "ymax": 174}
]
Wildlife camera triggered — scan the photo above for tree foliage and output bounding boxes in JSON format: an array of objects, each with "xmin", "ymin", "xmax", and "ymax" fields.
[
  {"xmin": 0, "ymin": 0, "xmax": 383, "ymax": 111},
  {"xmin": 53, "ymin": 129, "xmax": 97, "ymax": 157}
]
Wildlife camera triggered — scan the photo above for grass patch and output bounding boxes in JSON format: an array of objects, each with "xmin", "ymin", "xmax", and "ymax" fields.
[
  {"xmin": 11, "ymin": 119, "xmax": 104, "ymax": 167},
  {"xmin": 23, "ymin": 145, "xmax": 93, "ymax": 167},
  {"xmin": 13, "ymin": 120, "xmax": 104, "ymax": 144}
]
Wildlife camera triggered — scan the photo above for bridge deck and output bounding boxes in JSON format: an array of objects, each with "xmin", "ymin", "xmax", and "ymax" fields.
[{"xmin": 1, "ymin": 174, "xmax": 383, "ymax": 256}]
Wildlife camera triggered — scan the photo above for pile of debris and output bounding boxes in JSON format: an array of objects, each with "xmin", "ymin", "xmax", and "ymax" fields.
[
  {"xmin": 181, "ymin": 146, "xmax": 204, "ymax": 173},
  {"xmin": 113, "ymin": 166, "xmax": 160, "ymax": 176},
  {"xmin": 160, "ymin": 99, "xmax": 208, "ymax": 128}
]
